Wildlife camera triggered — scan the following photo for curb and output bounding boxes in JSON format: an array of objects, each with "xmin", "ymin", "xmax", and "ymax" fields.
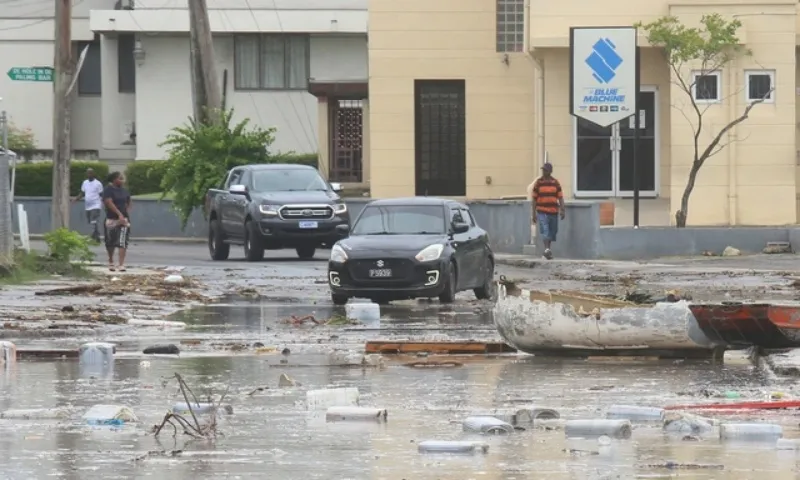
[{"xmin": 19, "ymin": 234, "xmax": 206, "ymax": 244}]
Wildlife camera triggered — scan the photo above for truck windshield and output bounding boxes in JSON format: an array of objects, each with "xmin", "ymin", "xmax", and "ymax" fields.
[
  {"xmin": 251, "ymin": 169, "xmax": 329, "ymax": 192},
  {"xmin": 351, "ymin": 205, "xmax": 446, "ymax": 235}
]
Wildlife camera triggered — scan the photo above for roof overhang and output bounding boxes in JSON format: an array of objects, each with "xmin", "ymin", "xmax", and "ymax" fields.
[
  {"xmin": 89, "ymin": 9, "xmax": 367, "ymax": 34},
  {"xmin": 308, "ymin": 80, "xmax": 368, "ymax": 98}
]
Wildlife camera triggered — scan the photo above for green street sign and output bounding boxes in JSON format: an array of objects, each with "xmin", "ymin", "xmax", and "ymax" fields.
[{"xmin": 7, "ymin": 67, "xmax": 54, "ymax": 82}]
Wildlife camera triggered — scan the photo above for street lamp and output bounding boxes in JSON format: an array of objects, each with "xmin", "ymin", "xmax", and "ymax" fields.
[{"xmin": 133, "ymin": 38, "xmax": 145, "ymax": 66}]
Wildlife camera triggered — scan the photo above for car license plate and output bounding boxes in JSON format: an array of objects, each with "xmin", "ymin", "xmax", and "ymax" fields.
[
  {"xmin": 369, "ymin": 269, "xmax": 392, "ymax": 278},
  {"xmin": 298, "ymin": 221, "xmax": 318, "ymax": 229}
]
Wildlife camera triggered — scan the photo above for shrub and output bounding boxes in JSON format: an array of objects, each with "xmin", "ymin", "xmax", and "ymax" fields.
[
  {"xmin": 125, "ymin": 160, "xmax": 168, "ymax": 195},
  {"xmin": 273, "ymin": 152, "xmax": 318, "ymax": 168},
  {"xmin": 7, "ymin": 123, "xmax": 36, "ymax": 151},
  {"xmin": 13, "ymin": 161, "xmax": 109, "ymax": 197},
  {"xmin": 43, "ymin": 228, "xmax": 95, "ymax": 263}
]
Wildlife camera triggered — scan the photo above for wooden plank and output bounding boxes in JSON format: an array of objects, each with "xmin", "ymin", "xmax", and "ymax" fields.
[
  {"xmin": 17, "ymin": 349, "xmax": 79, "ymax": 359},
  {"xmin": 365, "ymin": 341, "xmax": 516, "ymax": 355}
]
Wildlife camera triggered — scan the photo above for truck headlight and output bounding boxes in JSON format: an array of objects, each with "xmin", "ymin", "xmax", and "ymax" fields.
[
  {"xmin": 333, "ymin": 203, "xmax": 347, "ymax": 214},
  {"xmin": 259, "ymin": 204, "xmax": 279, "ymax": 215},
  {"xmin": 330, "ymin": 244, "xmax": 348, "ymax": 263},
  {"xmin": 415, "ymin": 244, "xmax": 444, "ymax": 262}
]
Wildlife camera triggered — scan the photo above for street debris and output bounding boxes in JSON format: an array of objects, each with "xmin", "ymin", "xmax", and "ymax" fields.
[
  {"xmin": 471, "ymin": 407, "xmax": 561, "ymax": 425},
  {"xmin": 403, "ymin": 360, "xmax": 463, "ymax": 368},
  {"xmin": 606, "ymin": 405, "xmax": 665, "ymax": 422},
  {"xmin": 153, "ymin": 373, "xmax": 229, "ymax": 439},
  {"xmin": 642, "ymin": 461, "xmax": 724, "ymax": 470},
  {"xmin": 281, "ymin": 313, "xmax": 360, "ymax": 326},
  {"xmin": 143, "ymin": 344, "xmax": 180, "ymax": 355},
  {"xmin": 763, "ymin": 242, "xmax": 792, "ymax": 254},
  {"xmin": 34, "ymin": 274, "xmax": 208, "ymax": 302},
  {"xmin": 564, "ymin": 419, "xmax": 632, "ymax": 439},
  {"xmin": 306, "ymin": 387, "xmax": 359, "ymax": 410},
  {"xmin": 278, "ymin": 373, "xmax": 298, "ymax": 387},
  {"xmin": 720, "ymin": 423, "xmax": 783, "ymax": 441},
  {"xmin": 663, "ymin": 411, "xmax": 715, "ymax": 434},
  {"xmin": 345, "ymin": 300, "xmax": 380, "ymax": 324},
  {"xmin": 365, "ymin": 341, "xmax": 515, "ymax": 355},
  {"xmin": 417, "ymin": 440, "xmax": 489, "ymax": 454},
  {"xmin": 329, "ymin": 351, "xmax": 385, "ymax": 368},
  {"xmin": 462, "ymin": 416, "xmax": 514, "ymax": 435},
  {"xmin": 1, "ymin": 407, "xmax": 73, "ymax": 420},
  {"xmin": 722, "ymin": 246, "xmax": 741, "ymax": 256},
  {"xmin": 83, "ymin": 404, "xmax": 138, "ymax": 426},
  {"xmin": 326, "ymin": 406, "xmax": 388, "ymax": 422}
]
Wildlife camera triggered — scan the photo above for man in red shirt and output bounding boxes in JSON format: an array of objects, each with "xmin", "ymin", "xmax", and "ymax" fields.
[{"xmin": 530, "ymin": 162, "xmax": 565, "ymax": 259}]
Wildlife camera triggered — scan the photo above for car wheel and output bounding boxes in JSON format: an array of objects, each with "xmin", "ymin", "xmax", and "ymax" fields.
[
  {"xmin": 296, "ymin": 246, "xmax": 316, "ymax": 260},
  {"xmin": 208, "ymin": 219, "xmax": 230, "ymax": 261},
  {"xmin": 474, "ymin": 257, "xmax": 496, "ymax": 300},
  {"xmin": 243, "ymin": 220, "xmax": 265, "ymax": 262},
  {"xmin": 331, "ymin": 293, "xmax": 349, "ymax": 305},
  {"xmin": 438, "ymin": 262, "xmax": 457, "ymax": 304}
]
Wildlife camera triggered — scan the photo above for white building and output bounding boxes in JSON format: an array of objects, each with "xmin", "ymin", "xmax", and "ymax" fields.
[{"xmin": 0, "ymin": 0, "xmax": 368, "ymax": 181}]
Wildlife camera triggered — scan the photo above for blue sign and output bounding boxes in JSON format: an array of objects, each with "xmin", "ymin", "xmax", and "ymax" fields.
[{"xmin": 585, "ymin": 39, "xmax": 623, "ymax": 84}]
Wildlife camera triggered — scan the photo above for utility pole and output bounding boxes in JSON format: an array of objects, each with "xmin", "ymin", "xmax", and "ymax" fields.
[
  {"xmin": 51, "ymin": 0, "xmax": 74, "ymax": 230},
  {"xmin": 0, "ymin": 111, "xmax": 12, "ymax": 264},
  {"xmin": 187, "ymin": 0, "xmax": 222, "ymax": 126}
]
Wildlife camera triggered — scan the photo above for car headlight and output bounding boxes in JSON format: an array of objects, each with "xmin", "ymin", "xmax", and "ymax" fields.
[
  {"xmin": 415, "ymin": 244, "xmax": 444, "ymax": 262},
  {"xmin": 330, "ymin": 244, "xmax": 348, "ymax": 263},
  {"xmin": 333, "ymin": 203, "xmax": 347, "ymax": 214},
  {"xmin": 259, "ymin": 204, "xmax": 279, "ymax": 215}
]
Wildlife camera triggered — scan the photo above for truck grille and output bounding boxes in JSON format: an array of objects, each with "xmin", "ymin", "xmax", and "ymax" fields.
[
  {"xmin": 348, "ymin": 259, "xmax": 415, "ymax": 282},
  {"xmin": 279, "ymin": 205, "xmax": 334, "ymax": 220}
]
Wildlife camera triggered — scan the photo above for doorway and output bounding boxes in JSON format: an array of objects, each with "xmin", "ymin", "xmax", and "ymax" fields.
[{"xmin": 573, "ymin": 87, "xmax": 659, "ymax": 197}]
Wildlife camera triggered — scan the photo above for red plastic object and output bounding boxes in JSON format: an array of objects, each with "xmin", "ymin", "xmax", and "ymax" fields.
[{"xmin": 665, "ymin": 400, "xmax": 800, "ymax": 411}]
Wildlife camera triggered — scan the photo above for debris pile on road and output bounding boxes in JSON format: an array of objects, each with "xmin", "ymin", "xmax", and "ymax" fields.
[{"xmin": 34, "ymin": 273, "xmax": 210, "ymax": 302}]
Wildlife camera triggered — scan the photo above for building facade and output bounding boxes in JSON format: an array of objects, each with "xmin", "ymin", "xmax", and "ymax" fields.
[{"xmin": 367, "ymin": 0, "xmax": 800, "ymax": 226}]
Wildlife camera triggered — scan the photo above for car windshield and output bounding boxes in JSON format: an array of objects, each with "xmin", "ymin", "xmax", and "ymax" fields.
[
  {"xmin": 251, "ymin": 169, "xmax": 329, "ymax": 192},
  {"xmin": 351, "ymin": 205, "xmax": 446, "ymax": 235}
]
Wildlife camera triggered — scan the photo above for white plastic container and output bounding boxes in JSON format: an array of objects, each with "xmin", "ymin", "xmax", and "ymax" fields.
[
  {"xmin": 79, "ymin": 342, "xmax": 115, "ymax": 366},
  {"xmin": 172, "ymin": 402, "xmax": 216, "ymax": 415},
  {"xmin": 776, "ymin": 439, "xmax": 800, "ymax": 450},
  {"xmin": 326, "ymin": 406, "xmax": 387, "ymax": 422},
  {"xmin": 1, "ymin": 407, "xmax": 72, "ymax": 420},
  {"xmin": 720, "ymin": 423, "xmax": 783, "ymax": 441},
  {"xmin": 462, "ymin": 416, "xmax": 514, "ymax": 435},
  {"xmin": 82, "ymin": 405, "xmax": 138, "ymax": 426},
  {"xmin": 565, "ymin": 419, "xmax": 632, "ymax": 439},
  {"xmin": 345, "ymin": 300, "xmax": 380, "ymax": 325},
  {"xmin": 306, "ymin": 387, "xmax": 360, "ymax": 410},
  {"xmin": 471, "ymin": 406, "xmax": 560, "ymax": 425},
  {"xmin": 164, "ymin": 274, "xmax": 184, "ymax": 284},
  {"xmin": 417, "ymin": 440, "xmax": 489, "ymax": 454},
  {"xmin": 0, "ymin": 341, "xmax": 16, "ymax": 364},
  {"xmin": 606, "ymin": 405, "xmax": 665, "ymax": 422}
]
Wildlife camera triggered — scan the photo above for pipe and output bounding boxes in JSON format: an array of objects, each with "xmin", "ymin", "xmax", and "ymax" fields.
[
  {"xmin": 565, "ymin": 419, "xmax": 632, "ymax": 439},
  {"xmin": 418, "ymin": 440, "xmax": 489, "ymax": 454},
  {"xmin": 325, "ymin": 406, "xmax": 388, "ymax": 422},
  {"xmin": 462, "ymin": 416, "xmax": 515, "ymax": 434},
  {"xmin": 720, "ymin": 423, "xmax": 782, "ymax": 441},
  {"xmin": 606, "ymin": 405, "xmax": 665, "ymax": 422},
  {"xmin": 727, "ymin": 56, "xmax": 738, "ymax": 225}
]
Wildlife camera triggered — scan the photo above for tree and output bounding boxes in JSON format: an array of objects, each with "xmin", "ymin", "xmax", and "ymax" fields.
[
  {"xmin": 637, "ymin": 14, "xmax": 772, "ymax": 227},
  {"xmin": 7, "ymin": 122, "xmax": 36, "ymax": 151},
  {"xmin": 159, "ymin": 108, "xmax": 276, "ymax": 228}
]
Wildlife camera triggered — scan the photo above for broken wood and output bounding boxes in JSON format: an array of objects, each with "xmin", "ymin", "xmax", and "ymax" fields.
[
  {"xmin": 365, "ymin": 341, "xmax": 516, "ymax": 355},
  {"xmin": 17, "ymin": 349, "xmax": 79, "ymax": 359},
  {"xmin": 35, "ymin": 284, "xmax": 103, "ymax": 296}
]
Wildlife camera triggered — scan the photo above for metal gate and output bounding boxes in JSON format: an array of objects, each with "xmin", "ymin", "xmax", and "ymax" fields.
[
  {"xmin": 414, "ymin": 80, "xmax": 466, "ymax": 196},
  {"xmin": 329, "ymin": 99, "xmax": 363, "ymax": 183}
]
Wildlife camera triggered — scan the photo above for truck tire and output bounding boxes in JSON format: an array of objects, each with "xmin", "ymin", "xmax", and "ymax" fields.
[
  {"xmin": 296, "ymin": 246, "xmax": 316, "ymax": 260},
  {"xmin": 244, "ymin": 220, "xmax": 265, "ymax": 261},
  {"xmin": 208, "ymin": 219, "xmax": 230, "ymax": 261}
]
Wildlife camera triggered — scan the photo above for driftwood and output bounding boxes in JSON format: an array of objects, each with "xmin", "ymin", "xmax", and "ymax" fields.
[{"xmin": 152, "ymin": 373, "xmax": 229, "ymax": 439}]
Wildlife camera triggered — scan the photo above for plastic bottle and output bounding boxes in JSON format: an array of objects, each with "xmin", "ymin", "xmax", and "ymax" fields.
[
  {"xmin": 565, "ymin": 419, "xmax": 632, "ymax": 439},
  {"xmin": 417, "ymin": 440, "xmax": 489, "ymax": 454},
  {"xmin": 719, "ymin": 423, "xmax": 782, "ymax": 441},
  {"xmin": 606, "ymin": 405, "xmax": 664, "ymax": 422},
  {"xmin": 462, "ymin": 416, "xmax": 514, "ymax": 435}
]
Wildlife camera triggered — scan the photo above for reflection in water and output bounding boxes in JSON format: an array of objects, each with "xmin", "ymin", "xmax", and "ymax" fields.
[{"xmin": 0, "ymin": 356, "xmax": 796, "ymax": 478}]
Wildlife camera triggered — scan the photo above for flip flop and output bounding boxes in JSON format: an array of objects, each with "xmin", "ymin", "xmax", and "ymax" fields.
[
  {"xmin": 108, "ymin": 265, "xmax": 116, "ymax": 272},
  {"xmin": 118, "ymin": 266, "xmax": 127, "ymax": 272}
]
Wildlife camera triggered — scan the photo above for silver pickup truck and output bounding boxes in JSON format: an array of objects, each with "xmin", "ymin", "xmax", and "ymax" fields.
[{"xmin": 205, "ymin": 164, "xmax": 351, "ymax": 261}]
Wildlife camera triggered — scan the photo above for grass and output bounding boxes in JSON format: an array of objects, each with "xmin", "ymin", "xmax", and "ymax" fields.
[{"xmin": 0, "ymin": 250, "xmax": 95, "ymax": 285}]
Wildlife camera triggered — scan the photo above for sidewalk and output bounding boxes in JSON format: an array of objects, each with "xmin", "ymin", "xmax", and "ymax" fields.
[{"xmin": 18, "ymin": 233, "xmax": 205, "ymax": 244}]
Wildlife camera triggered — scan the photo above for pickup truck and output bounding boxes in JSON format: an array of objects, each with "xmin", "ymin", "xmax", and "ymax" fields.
[{"xmin": 205, "ymin": 164, "xmax": 351, "ymax": 261}]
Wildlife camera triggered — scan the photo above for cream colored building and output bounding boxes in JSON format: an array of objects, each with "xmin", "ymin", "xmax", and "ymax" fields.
[{"xmin": 366, "ymin": 0, "xmax": 800, "ymax": 226}]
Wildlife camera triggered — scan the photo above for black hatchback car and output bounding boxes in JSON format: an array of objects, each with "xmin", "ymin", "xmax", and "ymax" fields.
[{"xmin": 327, "ymin": 197, "xmax": 495, "ymax": 305}]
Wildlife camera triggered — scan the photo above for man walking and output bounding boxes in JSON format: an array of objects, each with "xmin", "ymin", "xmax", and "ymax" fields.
[
  {"xmin": 102, "ymin": 172, "xmax": 132, "ymax": 272},
  {"xmin": 72, "ymin": 168, "xmax": 104, "ymax": 242},
  {"xmin": 530, "ymin": 162, "xmax": 565, "ymax": 260}
]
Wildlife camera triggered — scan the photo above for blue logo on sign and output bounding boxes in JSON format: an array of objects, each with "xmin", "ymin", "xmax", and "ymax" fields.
[{"xmin": 585, "ymin": 38, "xmax": 623, "ymax": 84}]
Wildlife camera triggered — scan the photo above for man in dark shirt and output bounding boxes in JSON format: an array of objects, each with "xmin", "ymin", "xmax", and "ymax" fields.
[{"xmin": 103, "ymin": 171, "xmax": 132, "ymax": 271}]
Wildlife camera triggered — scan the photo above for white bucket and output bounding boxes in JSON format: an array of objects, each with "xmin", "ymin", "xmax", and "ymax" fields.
[{"xmin": 345, "ymin": 300, "xmax": 380, "ymax": 325}]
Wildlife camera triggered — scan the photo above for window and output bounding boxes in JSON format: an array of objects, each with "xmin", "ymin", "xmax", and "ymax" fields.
[
  {"xmin": 461, "ymin": 208, "xmax": 476, "ymax": 226},
  {"xmin": 225, "ymin": 169, "xmax": 243, "ymax": 189},
  {"xmin": 118, "ymin": 34, "xmax": 136, "ymax": 93},
  {"xmin": 692, "ymin": 71, "xmax": 720, "ymax": 103},
  {"xmin": 234, "ymin": 35, "xmax": 309, "ymax": 90},
  {"xmin": 251, "ymin": 168, "xmax": 328, "ymax": 192},
  {"xmin": 77, "ymin": 39, "xmax": 101, "ymax": 96},
  {"xmin": 496, "ymin": 0, "xmax": 524, "ymax": 52},
  {"xmin": 450, "ymin": 208, "xmax": 465, "ymax": 224},
  {"xmin": 745, "ymin": 70, "xmax": 775, "ymax": 103},
  {"xmin": 351, "ymin": 205, "xmax": 447, "ymax": 235},
  {"xmin": 414, "ymin": 80, "xmax": 466, "ymax": 196}
]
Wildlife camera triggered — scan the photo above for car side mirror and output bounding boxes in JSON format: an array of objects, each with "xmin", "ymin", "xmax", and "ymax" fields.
[
  {"xmin": 451, "ymin": 222, "xmax": 470, "ymax": 234},
  {"xmin": 330, "ymin": 182, "xmax": 343, "ymax": 193},
  {"xmin": 335, "ymin": 224, "xmax": 350, "ymax": 235},
  {"xmin": 229, "ymin": 184, "xmax": 248, "ymax": 196}
]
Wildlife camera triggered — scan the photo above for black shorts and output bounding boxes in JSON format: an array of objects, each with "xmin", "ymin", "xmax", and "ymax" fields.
[{"xmin": 104, "ymin": 223, "xmax": 131, "ymax": 249}]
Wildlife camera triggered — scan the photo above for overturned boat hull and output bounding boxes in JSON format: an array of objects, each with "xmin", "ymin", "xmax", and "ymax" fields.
[{"xmin": 494, "ymin": 285, "xmax": 800, "ymax": 357}]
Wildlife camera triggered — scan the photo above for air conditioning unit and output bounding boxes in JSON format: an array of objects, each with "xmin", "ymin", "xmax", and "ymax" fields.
[{"xmin": 114, "ymin": 0, "xmax": 134, "ymax": 11}]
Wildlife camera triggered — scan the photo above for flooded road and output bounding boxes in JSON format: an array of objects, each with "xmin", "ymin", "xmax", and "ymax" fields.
[{"xmin": 2, "ymin": 350, "xmax": 800, "ymax": 478}]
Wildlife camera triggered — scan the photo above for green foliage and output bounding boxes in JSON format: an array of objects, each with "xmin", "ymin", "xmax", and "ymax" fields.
[
  {"xmin": 159, "ymin": 108, "xmax": 278, "ymax": 228},
  {"xmin": 6, "ymin": 122, "xmax": 36, "ymax": 151},
  {"xmin": 272, "ymin": 152, "xmax": 318, "ymax": 168},
  {"xmin": 13, "ymin": 161, "xmax": 109, "ymax": 197},
  {"xmin": 43, "ymin": 228, "xmax": 95, "ymax": 263},
  {"xmin": 125, "ymin": 160, "xmax": 169, "ymax": 195}
]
